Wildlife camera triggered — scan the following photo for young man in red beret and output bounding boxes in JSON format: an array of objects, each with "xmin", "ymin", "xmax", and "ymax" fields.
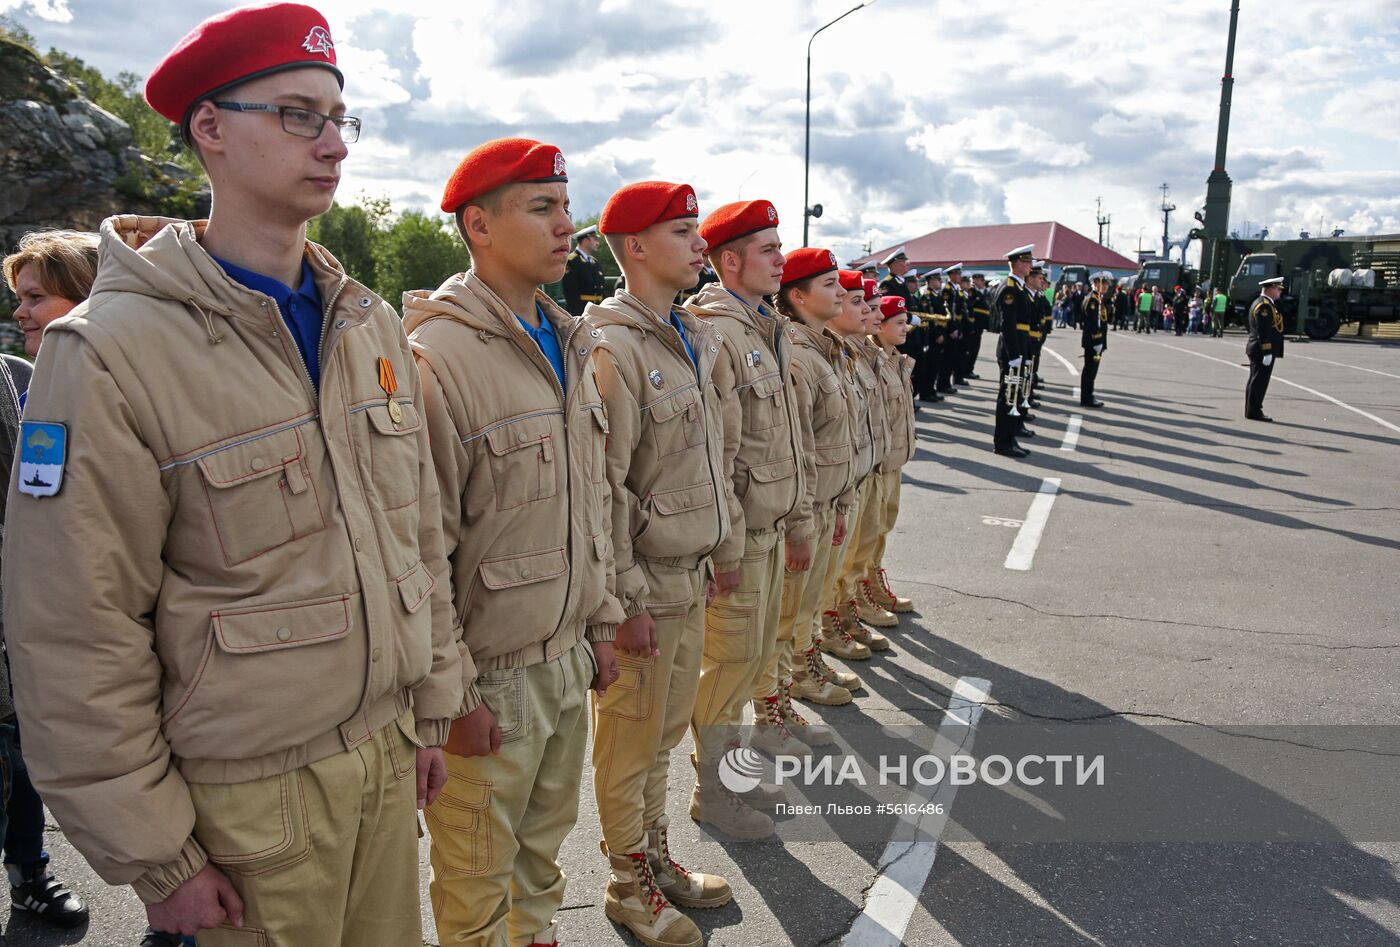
[
  {"xmin": 584, "ymin": 181, "xmax": 731, "ymax": 947},
  {"xmin": 684, "ymin": 200, "xmax": 803, "ymax": 839},
  {"xmin": 4, "ymin": 4, "xmax": 463, "ymax": 945},
  {"xmin": 405, "ymin": 137, "xmax": 623, "ymax": 947}
]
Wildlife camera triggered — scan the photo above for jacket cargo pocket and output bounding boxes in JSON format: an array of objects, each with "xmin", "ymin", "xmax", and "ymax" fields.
[
  {"xmin": 165, "ymin": 594, "xmax": 363, "ymax": 756},
  {"xmin": 815, "ymin": 370, "xmax": 846, "ymax": 423},
  {"xmin": 189, "ymin": 770, "xmax": 310, "ymax": 878},
  {"xmin": 484, "ymin": 414, "xmax": 559, "ymax": 511},
  {"xmin": 597, "ymin": 654, "xmax": 654, "ymax": 721},
  {"xmin": 741, "ymin": 373, "xmax": 785, "ymax": 432},
  {"xmin": 704, "ymin": 596, "xmax": 758, "ymax": 664},
  {"xmin": 738, "ymin": 454, "xmax": 797, "ymax": 504},
  {"xmin": 647, "ymin": 387, "xmax": 705, "ymax": 459},
  {"xmin": 365, "ymin": 400, "xmax": 422, "ymax": 511},
  {"xmin": 196, "ymin": 427, "xmax": 325, "ymax": 566},
  {"xmin": 474, "ymin": 549, "xmax": 568, "ymax": 657},
  {"xmin": 476, "ymin": 667, "xmax": 525, "ymax": 744},
  {"xmin": 635, "ymin": 481, "xmax": 719, "ymax": 559},
  {"xmin": 426, "ymin": 775, "xmax": 493, "ymax": 876}
]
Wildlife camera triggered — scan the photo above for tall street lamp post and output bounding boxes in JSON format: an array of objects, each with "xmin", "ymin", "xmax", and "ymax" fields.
[{"xmin": 803, "ymin": 1, "xmax": 875, "ymax": 247}]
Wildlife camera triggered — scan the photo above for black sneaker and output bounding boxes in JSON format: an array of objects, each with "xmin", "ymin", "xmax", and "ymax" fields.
[
  {"xmin": 141, "ymin": 928, "xmax": 187, "ymax": 947},
  {"xmin": 10, "ymin": 865, "xmax": 89, "ymax": 927}
]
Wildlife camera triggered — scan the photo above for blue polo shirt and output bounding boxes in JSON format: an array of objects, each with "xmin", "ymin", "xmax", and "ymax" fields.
[
  {"xmin": 213, "ymin": 256, "xmax": 325, "ymax": 389},
  {"xmin": 516, "ymin": 304, "xmax": 566, "ymax": 389},
  {"xmin": 669, "ymin": 310, "xmax": 697, "ymax": 370}
]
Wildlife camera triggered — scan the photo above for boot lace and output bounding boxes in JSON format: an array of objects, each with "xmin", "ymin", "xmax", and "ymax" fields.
[
  {"xmin": 654, "ymin": 828, "xmax": 691, "ymax": 880},
  {"xmin": 627, "ymin": 851, "xmax": 670, "ymax": 915},
  {"xmin": 761, "ymin": 695, "xmax": 796, "ymax": 738},
  {"xmin": 779, "ymin": 681, "xmax": 810, "ymax": 726},
  {"xmin": 879, "ymin": 568, "xmax": 898, "ymax": 599},
  {"xmin": 824, "ymin": 609, "xmax": 858, "ymax": 644},
  {"xmin": 859, "ymin": 577, "xmax": 885, "ymax": 610}
]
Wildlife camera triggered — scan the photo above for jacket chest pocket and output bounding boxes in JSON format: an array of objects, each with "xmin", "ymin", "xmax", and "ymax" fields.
[
  {"xmin": 365, "ymin": 401, "xmax": 422, "ymax": 511},
  {"xmin": 484, "ymin": 415, "xmax": 560, "ymax": 511},
  {"xmin": 742, "ymin": 373, "xmax": 786, "ymax": 433},
  {"xmin": 196, "ymin": 427, "xmax": 326, "ymax": 566},
  {"xmin": 647, "ymin": 388, "xmax": 705, "ymax": 458},
  {"xmin": 815, "ymin": 371, "xmax": 847, "ymax": 425}
]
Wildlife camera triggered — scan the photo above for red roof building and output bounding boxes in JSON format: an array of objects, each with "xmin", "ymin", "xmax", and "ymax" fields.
[{"xmin": 851, "ymin": 221, "xmax": 1138, "ymax": 273}]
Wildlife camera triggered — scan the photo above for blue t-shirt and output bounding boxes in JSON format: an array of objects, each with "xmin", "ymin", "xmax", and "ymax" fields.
[
  {"xmin": 516, "ymin": 304, "xmax": 566, "ymax": 389},
  {"xmin": 213, "ymin": 256, "xmax": 325, "ymax": 389}
]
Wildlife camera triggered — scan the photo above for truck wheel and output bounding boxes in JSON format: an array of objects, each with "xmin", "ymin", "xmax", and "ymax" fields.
[{"xmin": 1305, "ymin": 307, "xmax": 1341, "ymax": 340}]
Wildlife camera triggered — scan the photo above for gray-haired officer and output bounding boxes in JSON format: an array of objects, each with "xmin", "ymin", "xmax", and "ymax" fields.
[
  {"xmin": 1245, "ymin": 276, "xmax": 1286, "ymax": 421},
  {"xmin": 562, "ymin": 224, "xmax": 607, "ymax": 316}
]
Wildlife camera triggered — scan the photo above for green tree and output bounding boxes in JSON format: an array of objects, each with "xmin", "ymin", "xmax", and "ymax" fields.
[
  {"xmin": 307, "ymin": 198, "xmax": 389, "ymax": 291},
  {"xmin": 373, "ymin": 211, "xmax": 463, "ymax": 307}
]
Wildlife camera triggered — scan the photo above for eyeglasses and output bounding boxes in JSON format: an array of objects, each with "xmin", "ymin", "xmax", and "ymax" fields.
[{"xmin": 213, "ymin": 102, "xmax": 361, "ymax": 143}]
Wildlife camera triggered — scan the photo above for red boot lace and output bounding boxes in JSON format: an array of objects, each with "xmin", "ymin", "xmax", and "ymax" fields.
[
  {"xmin": 780, "ymin": 681, "xmax": 810, "ymax": 726},
  {"xmin": 655, "ymin": 828, "xmax": 691, "ymax": 880},
  {"xmin": 628, "ymin": 851, "xmax": 670, "ymax": 916},
  {"xmin": 879, "ymin": 568, "xmax": 897, "ymax": 598}
]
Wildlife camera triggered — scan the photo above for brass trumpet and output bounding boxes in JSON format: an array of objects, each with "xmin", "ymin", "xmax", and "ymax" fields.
[{"xmin": 1005, "ymin": 362, "xmax": 1023, "ymax": 416}]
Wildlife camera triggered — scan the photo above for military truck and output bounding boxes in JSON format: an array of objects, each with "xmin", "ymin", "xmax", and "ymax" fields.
[
  {"xmin": 1225, "ymin": 236, "xmax": 1400, "ymax": 339},
  {"xmin": 1054, "ymin": 264, "xmax": 1090, "ymax": 293},
  {"xmin": 1131, "ymin": 259, "xmax": 1196, "ymax": 296}
]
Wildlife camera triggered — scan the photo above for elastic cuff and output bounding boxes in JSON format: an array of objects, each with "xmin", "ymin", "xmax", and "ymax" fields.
[
  {"xmin": 586, "ymin": 623, "xmax": 619, "ymax": 643},
  {"xmin": 786, "ymin": 524, "xmax": 815, "ymax": 544},
  {"xmin": 713, "ymin": 560, "xmax": 740, "ymax": 575},
  {"xmin": 131, "ymin": 836, "xmax": 208, "ymax": 905},
  {"xmin": 623, "ymin": 598, "xmax": 650, "ymax": 620},
  {"xmin": 414, "ymin": 717, "xmax": 451, "ymax": 748},
  {"xmin": 460, "ymin": 683, "xmax": 483, "ymax": 716}
]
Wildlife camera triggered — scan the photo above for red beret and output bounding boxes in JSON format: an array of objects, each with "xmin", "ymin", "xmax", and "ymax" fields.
[
  {"xmin": 879, "ymin": 295, "xmax": 908, "ymax": 321},
  {"xmin": 780, "ymin": 247, "xmax": 839, "ymax": 288},
  {"xmin": 145, "ymin": 3, "xmax": 344, "ymax": 125},
  {"xmin": 699, "ymin": 200, "xmax": 779, "ymax": 250},
  {"xmin": 599, "ymin": 182, "xmax": 699, "ymax": 235},
  {"xmin": 863, "ymin": 278, "xmax": 878, "ymax": 299},
  {"xmin": 838, "ymin": 269, "xmax": 864, "ymax": 293},
  {"xmin": 441, "ymin": 138, "xmax": 568, "ymax": 214}
]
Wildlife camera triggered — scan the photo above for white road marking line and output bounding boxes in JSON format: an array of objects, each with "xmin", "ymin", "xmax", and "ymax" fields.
[
  {"xmin": 1280, "ymin": 352, "xmax": 1400, "ymax": 380},
  {"xmin": 1042, "ymin": 345, "xmax": 1079, "ymax": 377},
  {"xmin": 841, "ymin": 676, "xmax": 992, "ymax": 947},
  {"xmin": 1119, "ymin": 335, "xmax": 1400, "ymax": 436},
  {"xmin": 1073, "ymin": 385, "xmax": 1081, "ymax": 401},
  {"xmin": 1061, "ymin": 415, "xmax": 1083, "ymax": 452},
  {"xmin": 1004, "ymin": 478, "xmax": 1061, "ymax": 571}
]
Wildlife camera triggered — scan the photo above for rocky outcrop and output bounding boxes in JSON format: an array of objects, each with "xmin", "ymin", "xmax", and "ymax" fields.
[{"xmin": 0, "ymin": 36, "xmax": 207, "ymax": 258}]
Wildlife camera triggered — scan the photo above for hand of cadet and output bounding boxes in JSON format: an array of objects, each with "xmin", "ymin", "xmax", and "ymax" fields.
[
  {"xmin": 146, "ymin": 863, "xmax": 244, "ymax": 937},
  {"xmin": 833, "ymin": 513, "xmax": 847, "ymax": 546},
  {"xmin": 713, "ymin": 567, "xmax": 741, "ymax": 596},
  {"xmin": 705, "ymin": 580, "xmax": 718, "ymax": 606},
  {"xmin": 444, "ymin": 703, "xmax": 500, "ymax": 758},
  {"xmin": 591, "ymin": 640, "xmax": 620, "ymax": 695},
  {"xmin": 786, "ymin": 539, "xmax": 813, "ymax": 573},
  {"xmin": 1095, "ymin": 344, "xmax": 1104, "ymax": 354},
  {"xmin": 416, "ymin": 747, "xmax": 447, "ymax": 809},
  {"xmin": 1263, "ymin": 354, "xmax": 1273, "ymax": 367},
  {"xmin": 1009, "ymin": 357, "xmax": 1023, "ymax": 369},
  {"xmin": 616, "ymin": 611, "xmax": 659, "ymax": 658}
]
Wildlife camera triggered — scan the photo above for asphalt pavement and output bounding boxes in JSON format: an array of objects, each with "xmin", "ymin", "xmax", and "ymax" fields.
[{"xmin": 5, "ymin": 326, "xmax": 1399, "ymax": 946}]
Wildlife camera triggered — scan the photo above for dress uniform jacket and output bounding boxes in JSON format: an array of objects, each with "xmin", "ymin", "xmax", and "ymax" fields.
[
  {"xmin": 562, "ymin": 249, "xmax": 607, "ymax": 317},
  {"xmin": 878, "ymin": 274, "xmax": 912, "ymax": 308},
  {"xmin": 682, "ymin": 284, "xmax": 803, "ymax": 572},
  {"xmin": 782, "ymin": 320, "xmax": 856, "ymax": 544},
  {"xmin": 1246, "ymin": 295, "xmax": 1285, "ymax": 360},
  {"xmin": 2, "ymin": 215, "xmax": 462, "ymax": 902},
  {"xmin": 404, "ymin": 272, "xmax": 624, "ymax": 715},
  {"xmin": 995, "ymin": 276, "xmax": 1035, "ymax": 364},
  {"xmin": 1082, "ymin": 293, "xmax": 1108, "ymax": 352},
  {"xmin": 967, "ymin": 286, "xmax": 991, "ymax": 331},
  {"xmin": 583, "ymin": 292, "xmax": 729, "ymax": 618}
]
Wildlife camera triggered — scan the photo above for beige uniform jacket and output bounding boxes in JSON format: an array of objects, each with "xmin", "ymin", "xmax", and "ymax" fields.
[
  {"xmin": 782, "ymin": 319, "xmax": 855, "ymax": 542},
  {"xmin": 845, "ymin": 335, "xmax": 887, "ymax": 477},
  {"xmin": 584, "ymin": 292, "xmax": 729, "ymax": 618},
  {"xmin": 404, "ymin": 273, "xmax": 623, "ymax": 715},
  {"xmin": 876, "ymin": 343, "xmax": 917, "ymax": 471},
  {"xmin": 1, "ymin": 216, "xmax": 461, "ymax": 902},
  {"xmin": 682, "ymin": 284, "xmax": 802, "ymax": 572},
  {"xmin": 842, "ymin": 339, "xmax": 877, "ymax": 486}
]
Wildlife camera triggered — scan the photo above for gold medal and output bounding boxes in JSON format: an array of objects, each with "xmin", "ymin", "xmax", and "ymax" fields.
[{"xmin": 377, "ymin": 357, "xmax": 401, "ymax": 425}]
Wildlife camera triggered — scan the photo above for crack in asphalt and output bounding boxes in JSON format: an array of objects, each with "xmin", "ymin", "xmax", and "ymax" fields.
[{"xmin": 897, "ymin": 578, "xmax": 1324, "ymax": 642}]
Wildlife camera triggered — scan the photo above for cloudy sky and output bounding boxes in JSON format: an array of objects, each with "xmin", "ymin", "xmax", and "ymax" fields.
[{"xmin": 7, "ymin": 0, "xmax": 1400, "ymax": 265}]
